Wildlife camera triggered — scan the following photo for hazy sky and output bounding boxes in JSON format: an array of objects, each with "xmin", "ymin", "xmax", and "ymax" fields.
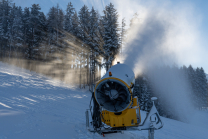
[{"xmin": 14, "ymin": 0, "xmax": 208, "ymax": 73}]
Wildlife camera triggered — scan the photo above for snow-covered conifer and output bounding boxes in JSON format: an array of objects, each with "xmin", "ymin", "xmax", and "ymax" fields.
[
  {"xmin": 102, "ymin": 3, "xmax": 120, "ymax": 71},
  {"xmin": 89, "ymin": 7, "xmax": 99, "ymax": 50},
  {"xmin": 199, "ymin": 67, "xmax": 208, "ymax": 107},
  {"xmin": 78, "ymin": 5, "xmax": 90, "ymax": 44},
  {"xmin": 27, "ymin": 4, "xmax": 44, "ymax": 59},
  {"xmin": 0, "ymin": 0, "xmax": 12, "ymax": 56},
  {"xmin": 47, "ymin": 6, "xmax": 59, "ymax": 54},
  {"xmin": 71, "ymin": 11, "xmax": 81, "ymax": 38},
  {"xmin": 10, "ymin": 5, "xmax": 24, "ymax": 56},
  {"xmin": 64, "ymin": 2, "xmax": 74, "ymax": 33},
  {"xmin": 22, "ymin": 7, "xmax": 31, "ymax": 58}
]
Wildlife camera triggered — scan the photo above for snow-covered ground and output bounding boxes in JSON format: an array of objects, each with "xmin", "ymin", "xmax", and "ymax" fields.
[{"xmin": 0, "ymin": 62, "xmax": 208, "ymax": 139}]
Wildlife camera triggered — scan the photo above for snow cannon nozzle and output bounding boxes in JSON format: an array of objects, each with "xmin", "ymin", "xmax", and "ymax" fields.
[
  {"xmin": 151, "ymin": 97, "xmax": 157, "ymax": 101},
  {"xmin": 151, "ymin": 97, "xmax": 157, "ymax": 105}
]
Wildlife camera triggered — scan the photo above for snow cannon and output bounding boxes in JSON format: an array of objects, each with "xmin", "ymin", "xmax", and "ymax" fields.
[
  {"xmin": 93, "ymin": 63, "xmax": 140, "ymax": 128},
  {"xmin": 86, "ymin": 63, "xmax": 163, "ymax": 138}
]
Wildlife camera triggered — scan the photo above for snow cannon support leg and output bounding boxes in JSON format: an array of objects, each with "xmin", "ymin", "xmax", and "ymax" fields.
[
  {"xmin": 148, "ymin": 128, "xmax": 154, "ymax": 139},
  {"xmin": 85, "ymin": 110, "xmax": 90, "ymax": 130},
  {"xmin": 138, "ymin": 97, "xmax": 163, "ymax": 138}
]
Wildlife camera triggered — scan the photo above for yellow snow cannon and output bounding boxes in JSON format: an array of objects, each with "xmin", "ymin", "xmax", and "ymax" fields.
[
  {"xmin": 86, "ymin": 62, "xmax": 163, "ymax": 138},
  {"xmin": 94, "ymin": 62, "xmax": 140, "ymax": 127}
]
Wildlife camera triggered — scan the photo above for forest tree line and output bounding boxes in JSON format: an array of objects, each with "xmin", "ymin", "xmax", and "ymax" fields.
[{"xmin": 0, "ymin": 0, "xmax": 125, "ymax": 88}]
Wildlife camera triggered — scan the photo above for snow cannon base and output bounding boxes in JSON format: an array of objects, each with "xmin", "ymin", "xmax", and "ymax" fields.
[{"xmin": 86, "ymin": 63, "xmax": 163, "ymax": 138}]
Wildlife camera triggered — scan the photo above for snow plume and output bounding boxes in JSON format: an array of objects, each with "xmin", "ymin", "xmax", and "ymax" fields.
[{"xmin": 113, "ymin": 0, "xmax": 202, "ymax": 122}]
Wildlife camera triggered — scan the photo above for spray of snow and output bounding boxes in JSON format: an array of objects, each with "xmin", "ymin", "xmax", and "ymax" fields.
[{"xmin": 112, "ymin": 0, "xmax": 204, "ymax": 122}]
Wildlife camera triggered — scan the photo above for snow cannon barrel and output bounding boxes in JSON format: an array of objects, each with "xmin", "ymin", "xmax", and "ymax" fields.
[{"xmin": 94, "ymin": 63, "xmax": 135, "ymax": 113}]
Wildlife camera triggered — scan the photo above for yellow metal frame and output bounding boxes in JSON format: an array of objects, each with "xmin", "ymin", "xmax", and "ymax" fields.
[
  {"xmin": 101, "ymin": 109, "xmax": 138, "ymax": 127},
  {"xmin": 101, "ymin": 97, "xmax": 141, "ymax": 127}
]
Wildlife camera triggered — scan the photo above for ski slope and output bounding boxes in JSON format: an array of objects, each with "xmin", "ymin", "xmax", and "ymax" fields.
[{"xmin": 0, "ymin": 62, "xmax": 207, "ymax": 139}]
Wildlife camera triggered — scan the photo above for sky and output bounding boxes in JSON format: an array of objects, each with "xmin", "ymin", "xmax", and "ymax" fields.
[{"xmin": 13, "ymin": 0, "xmax": 208, "ymax": 73}]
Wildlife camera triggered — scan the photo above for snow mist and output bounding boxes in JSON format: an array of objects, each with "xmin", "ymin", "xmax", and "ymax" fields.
[{"xmin": 114, "ymin": 0, "xmax": 203, "ymax": 122}]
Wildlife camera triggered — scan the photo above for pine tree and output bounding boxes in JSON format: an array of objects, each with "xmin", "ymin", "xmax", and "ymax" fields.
[
  {"xmin": 102, "ymin": 3, "xmax": 120, "ymax": 71},
  {"xmin": 78, "ymin": 5, "xmax": 91, "ymax": 88},
  {"xmin": 57, "ymin": 7, "xmax": 65, "ymax": 52},
  {"xmin": 98, "ymin": 12, "xmax": 105, "ymax": 47},
  {"xmin": 187, "ymin": 65, "xmax": 198, "ymax": 107},
  {"xmin": 88, "ymin": 7, "xmax": 101, "ymax": 86},
  {"xmin": 57, "ymin": 7, "xmax": 64, "ymax": 35},
  {"xmin": 37, "ymin": 11, "xmax": 47, "ymax": 60},
  {"xmin": 64, "ymin": 2, "xmax": 74, "ymax": 33},
  {"xmin": 0, "ymin": 0, "xmax": 12, "ymax": 57},
  {"xmin": 0, "ymin": 1, "xmax": 4, "ymax": 57},
  {"xmin": 78, "ymin": 5, "xmax": 90, "ymax": 44},
  {"xmin": 47, "ymin": 6, "xmax": 60, "ymax": 55},
  {"xmin": 196, "ymin": 67, "xmax": 202, "ymax": 108},
  {"xmin": 26, "ymin": 4, "xmax": 44, "ymax": 59},
  {"xmin": 71, "ymin": 11, "xmax": 81, "ymax": 71},
  {"xmin": 11, "ymin": 5, "xmax": 24, "ymax": 57},
  {"xmin": 71, "ymin": 11, "xmax": 81, "ymax": 38},
  {"xmin": 7, "ymin": 3, "xmax": 15, "ymax": 58},
  {"xmin": 199, "ymin": 67, "xmax": 208, "ymax": 107},
  {"xmin": 22, "ymin": 7, "xmax": 31, "ymax": 58},
  {"xmin": 0, "ymin": 16, "xmax": 2, "ymax": 57},
  {"xmin": 89, "ymin": 7, "xmax": 99, "ymax": 50},
  {"xmin": 56, "ymin": 7, "xmax": 66, "ymax": 71}
]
